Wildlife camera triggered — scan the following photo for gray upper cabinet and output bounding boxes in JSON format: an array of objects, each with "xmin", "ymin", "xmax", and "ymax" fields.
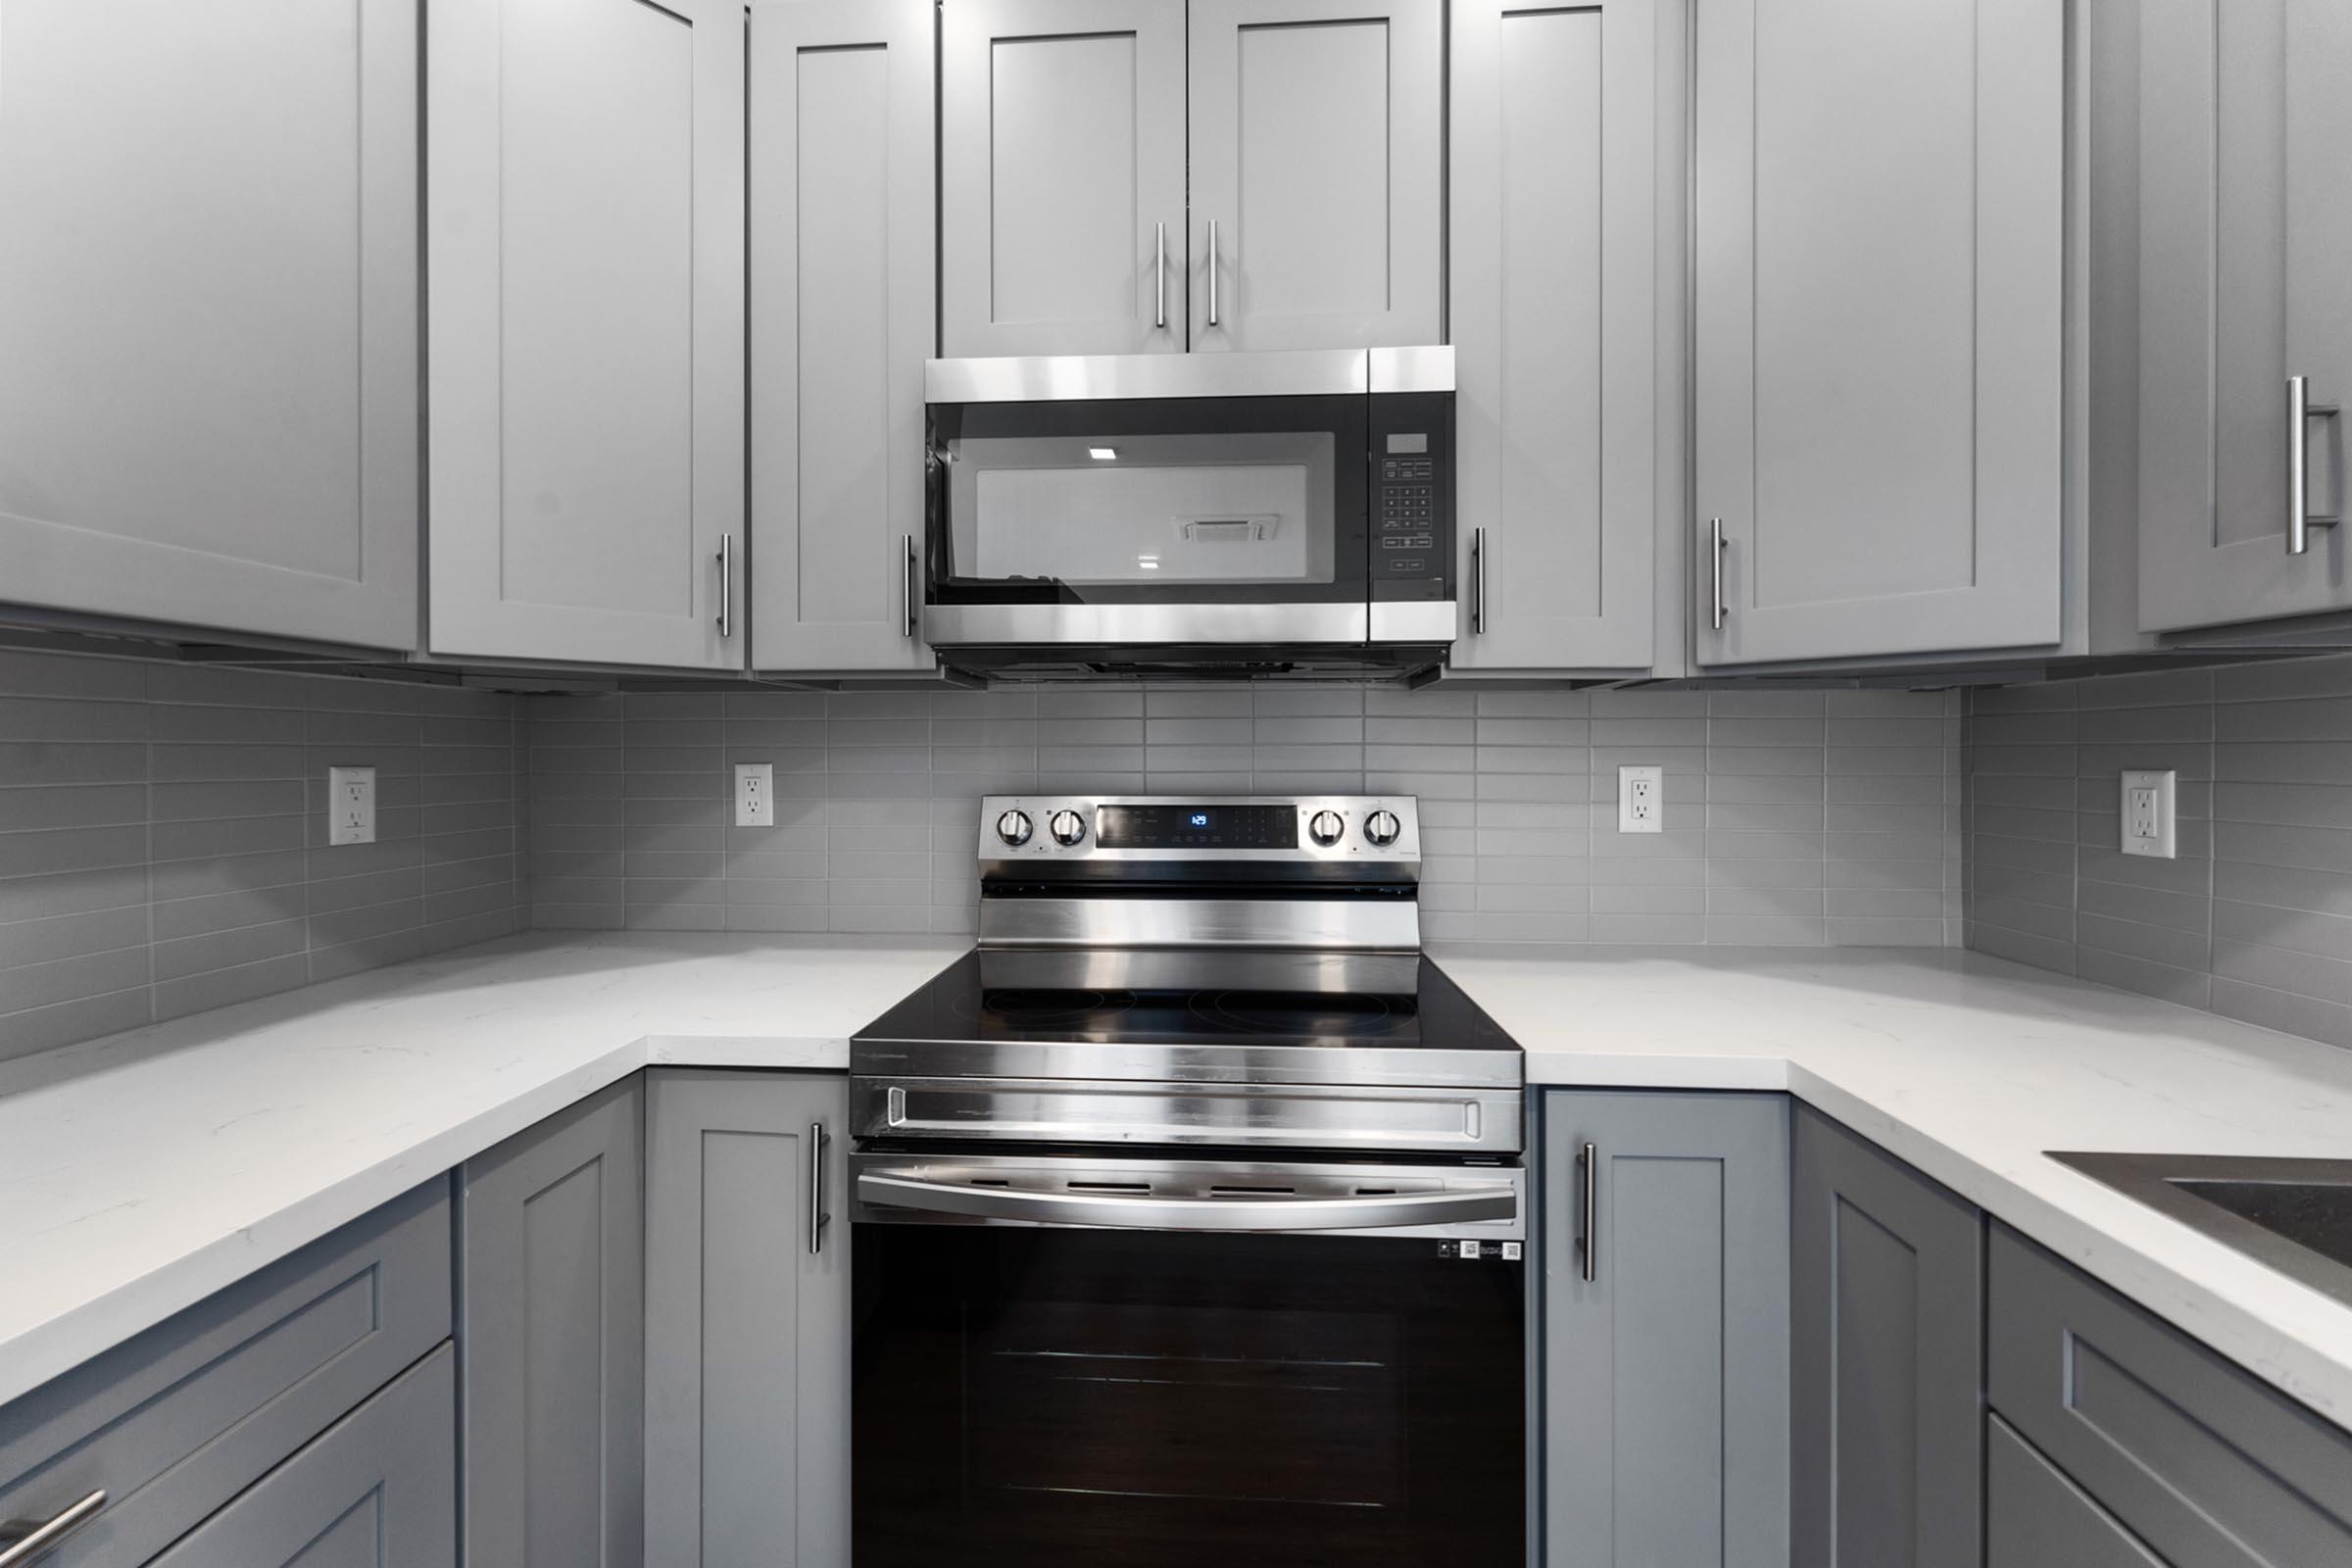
[
  {"xmin": 644, "ymin": 1070, "xmax": 849, "ymax": 1568},
  {"xmin": 2137, "ymin": 0, "xmax": 2352, "ymax": 633},
  {"xmin": 1448, "ymin": 0, "xmax": 1659, "ymax": 671},
  {"xmin": 1790, "ymin": 1106, "xmax": 1984, "ymax": 1568},
  {"xmin": 1694, "ymin": 0, "xmax": 2065, "ymax": 666},
  {"xmin": 751, "ymin": 0, "xmax": 938, "ymax": 674},
  {"xmin": 1544, "ymin": 1090, "xmax": 1790, "ymax": 1568},
  {"xmin": 1187, "ymin": 0, "xmax": 1443, "ymax": 353},
  {"xmin": 460, "ymin": 1079, "xmax": 644, "ymax": 1568},
  {"xmin": 940, "ymin": 0, "xmax": 1188, "ymax": 359},
  {"xmin": 427, "ymin": 0, "xmax": 746, "ymax": 670},
  {"xmin": 0, "ymin": 0, "xmax": 416, "ymax": 651}
]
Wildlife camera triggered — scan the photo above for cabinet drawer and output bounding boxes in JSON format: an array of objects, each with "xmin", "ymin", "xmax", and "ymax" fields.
[
  {"xmin": 1985, "ymin": 1415, "xmax": 2167, "ymax": 1568},
  {"xmin": 0, "ymin": 1180, "xmax": 451, "ymax": 1568},
  {"xmin": 1987, "ymin": 1224, "xmax": 2352, "ymax": 1567}
]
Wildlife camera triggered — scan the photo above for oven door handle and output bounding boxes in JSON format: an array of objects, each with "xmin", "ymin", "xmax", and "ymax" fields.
[{"xmin": 856, "ymin": 1171, "xmax": 1516, "ymax": 1231}]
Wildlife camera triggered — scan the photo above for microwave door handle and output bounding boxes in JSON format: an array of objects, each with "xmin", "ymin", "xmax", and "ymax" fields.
[{"xmin": 857, "ymin": 1171, "xmax": 1515, "ymax": 1231}]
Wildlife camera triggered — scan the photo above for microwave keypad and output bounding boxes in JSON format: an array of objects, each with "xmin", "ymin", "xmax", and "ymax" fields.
[{"xmin": 1378, "ymin": 458, "xmax": 1438, "ymax": 576}]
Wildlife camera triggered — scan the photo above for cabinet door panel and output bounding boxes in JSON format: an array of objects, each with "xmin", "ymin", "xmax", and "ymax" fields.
[
  {"xmin": 752, "ymin": 0, "xmax": 937, "ymax": 672},
  {"xmin": 1188, "ymin": 0, "xmax": 1443, "ymax": 352},
  {"xmin": 644, "ymin": 1071, "xmax": 849, "ymax": 1568},
  {"xmin": 940, "ymin": 0, "xmax": 1187, "ymax": 358},
  {"xmin": 1449, "ymin": 0, "xmax": 1656, "ymax": 670},
  {"xmin": 428, "ymin": 0, "xmax": 745, "ymax": 668},
  {"xmin": 1695, "ymin": 0, "xmax": 2063, "ymax": 664},
  {"xmin": 1985, "ymin": 1416, "xmax": 2170, "ymax": 1568},
  {"xmin": 2139, "ymin": 0, "xmax": 2352, "ymax": 631},
  {"xmin": 460, "ymin": 1079, "xmax": 643, "ymax": 1568},
  {"xmin": 0, "ymin": 0, "xmax": 416, "ymax": 649},
  {"xmin": 1544, "ymin": 1091, "xmax": 1789, "ymax": 1568}
]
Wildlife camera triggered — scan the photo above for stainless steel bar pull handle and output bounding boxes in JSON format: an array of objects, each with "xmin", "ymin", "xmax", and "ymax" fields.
[
  {"xmin": 858, "ymin": 1171, "xmax": 1516, "ymax": 1232},
  {"xmin": 1579, "ymin": 1142, "xmax": 1598, "ymax": 1282},
  {"xmin": 0, "ymin": 1490, "xmax": 107, "ymax": 1566},
  {"xmin": 1709, "ymin": 517, "xmax": 1729, "ymax": 631},
  {"xmin": 1206, "ymin": 219, "xmax": 1220, "ymax": 328},
  {"xmin": 1471, "ymin": 527, "xmax": 1488, "ymax": 634},
  {"xmin": 715, "ymin": 534, "xmax": 735, "ymax": 638},
  {"xmin": 903, "ymin": 533, "xmax": 919, "ymax": 639},
  {"xmin": 1154, "ymin": 221, "xmax": 1167, "ymax": 330},
  {"xmin": 2290, "ymin": 375, "xmax": 2342, "ymax": 555},
  {"xmin": 808, "ymin": 1122, "xmax": 829, "ymax": 1255}
]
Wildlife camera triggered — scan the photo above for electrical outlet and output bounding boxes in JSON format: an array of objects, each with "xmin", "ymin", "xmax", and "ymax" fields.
[
  {"xmin": 327, "ymin": 766, "xmax": 376, "ymax": 846},
  {"xmin": 1618, "ymin": 764, "xmax": 1663, "ymax": 834},
  {"xmin": 734, "ymin": 762, "xmax": 774, "ymax": 827},
  {"xmin": 2120, "ymin": 768, "xmax": 2176, "ymax": 859}
]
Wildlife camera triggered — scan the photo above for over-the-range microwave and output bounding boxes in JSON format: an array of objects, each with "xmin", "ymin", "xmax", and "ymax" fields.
[{"xmin": 921, "ymin": 348, "xmax": 1454, "ymax": 679}]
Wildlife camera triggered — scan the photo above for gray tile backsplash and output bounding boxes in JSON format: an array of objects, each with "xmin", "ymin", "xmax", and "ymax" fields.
[
  {"xmin": 0, "ymin": 649, "xmax": 527, "ymax": 1064},
  {"xmin": 1966, "ymin": 653, "xmax": 2352, "ymax": 1051},
  {"xmin": 525, "ymin": 684, "xmax": 1964, "ymax": 948}
]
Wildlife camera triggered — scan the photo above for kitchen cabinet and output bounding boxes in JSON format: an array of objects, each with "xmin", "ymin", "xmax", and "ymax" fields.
[
  {"xmin": 1985, "ymin": 1414, "xmax": 2167, "ymax": 1568},
  {"xmin": 459, "ymin": 1078, "xmax": 644, "ymax": 1568},
  {"xmin": 1186, "ymin": 0, "xmax": 1443, "ymax": 353},
  {"xmin": 0, "ymin": 0, "xmax": 416, "ymax": 651},
  {"xmin": 1448, "ymin": 0, "xmax": 1663, "ymax": 672},
  {"xmin": 1694, "ymin": 0, "xmax": 2064, "ymax": 666},
  {"xmin": 427, "ymin": 0, "xmax": 746, "ymax": 669},
  {"xmin": 939, "ymin": 0, "xmax": 1188, "ymax": 359},
  {"xmin": 1790, "ymin": 1106, "xmax": 1984, "ymax": 1568},
  {"xmin": 643, "ymin": 1071, "xmax": 849, "ymax": 1568},
  {"xmin": 145, "ymin": 1346, "xmax": 456, "ymax": 1568},
  {"xmin": 1543, "ymin": 1090, "xmax": 1789, "ymax": 1568},
  {"xmin": 1987, "ymin": 1223, "xmax": 2352, "ymax": 1566},
  {"xmin": 750, "ymin": 0, "xmax": 938, "ymax": 673},
  {"xmin": 2136, "ymin": 1, "xmax": 2352, "ymax": 633}
]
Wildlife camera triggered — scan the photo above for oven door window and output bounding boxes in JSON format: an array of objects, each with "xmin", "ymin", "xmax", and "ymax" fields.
[
  {"xmin": 853, "ymin": 1225, "xmax": 1524, "ymax": 1568},
  {"xmin": 927, "ymin": 395, "xmax": 1369, "ymax": 606}
]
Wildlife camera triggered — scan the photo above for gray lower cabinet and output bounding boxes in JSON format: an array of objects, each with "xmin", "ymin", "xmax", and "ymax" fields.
[
  {"xmin": 2135, "ymin": 0, "xmax": 2352, "ymax": 633},
  {"xmin": 0, "ymin": 0, "xmax": 416, "ymax": 650},
  {"xmin": 1988, "ymin": 1223, "xmax": 2352, "ymax": 1566},
  {"xmin": 643, "ymin": 1070, "xmax": 849, "ymax": 1568},
  {"xmin": 426, "ymin": 0, "xmax": 746, "ymax": 669},
  {"xmin": 939, "ymin": 0, "xmax": 1188, "ymax": 359},
  {"xmin": 1544, "ymin": 1090, "xmax": 1790, "ymax": 1568},
  {"xmin": 146, "ymin": 1344, "xmax": 456, "ymax": 1568},
  {"xmin": 0, "ymin": 1182, "xmax": 450, "ymax": 1568},
  {"xmin": 1790, "ymin": 1106, "xmax": 1984, "ymax": 1568},
  {"xmin": 1694, "ymin": 0, "xmax": 2065, "ymax": 666},
  {"xmin": 1985, "ymin": 1413, "xmax": 2166, "ymax": 1568},
  {"xmin": 750, "ymin": 0, "xmax": 938, "ymax": 674},
  {"xmin": 1447, "ymin": 0, "xmax": 1664, "ymax": 673},
  {"xmin": 460, "ymin": 1078, "xmax": 645, "ymax": 1568},
  {"xmin": 1185, "ymin": 0, "xmax": 1443, "ymax": 353}
]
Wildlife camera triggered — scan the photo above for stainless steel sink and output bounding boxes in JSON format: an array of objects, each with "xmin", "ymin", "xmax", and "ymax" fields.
[{"xmin": 2050, "ymin": 1152, "xmax": 2352, "ymax": 1308}]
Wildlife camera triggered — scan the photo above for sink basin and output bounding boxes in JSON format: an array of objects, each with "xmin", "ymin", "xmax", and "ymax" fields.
[{"xmin": 2050, "ymin": 1152, "xmax": 2352, "ymax": 1308}]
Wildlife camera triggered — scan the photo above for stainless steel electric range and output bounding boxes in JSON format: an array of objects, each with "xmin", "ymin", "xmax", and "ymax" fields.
[{"xmin": 849, "ymin": 795, "xmax": 1527, "ymax": 1568}]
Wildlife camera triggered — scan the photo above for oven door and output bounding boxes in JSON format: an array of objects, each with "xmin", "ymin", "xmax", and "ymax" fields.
[{"xmin": 851, "ymin": 1152, "xmax": 1526, "ymax": 1568}]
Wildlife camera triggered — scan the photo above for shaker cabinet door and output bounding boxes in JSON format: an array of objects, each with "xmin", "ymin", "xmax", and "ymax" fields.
[
  {"xmin": 1187, "ymin": 0, "xmax": 1444, "ymax": 352},
  {"xmin": 939, "ymin": 0, "xmax": 1188, "ymax": 359},
  {"xmin": 751, "ymin": 0, "xmax": 938, "ymax": 673},
  {"xmin": 1448, "ymin": 0, "xmax": 1659, "ymax": 671},
  {"xmin": 427, "ymin": 0, "xmax": 746, "ymax": 669},
  {"xmin": 1694, "ymin": 0, "xmax": 2064, "ymax": 665},
  {"xmin": 2138, "ymin": 0, "xmax": 2352, "ymax": 632},
  {"xmin": 0, "ymin": 0, "xmax": 416, "ymax": 650}
]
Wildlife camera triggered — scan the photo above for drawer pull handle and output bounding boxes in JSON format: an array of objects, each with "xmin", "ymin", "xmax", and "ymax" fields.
[{"xmin": 0, "ymin": 1490, "xmax": 107, "ymax": 1565}]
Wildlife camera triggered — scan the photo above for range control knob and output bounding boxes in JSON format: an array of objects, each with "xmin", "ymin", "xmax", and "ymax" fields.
[
  {"xmin": 1364, "ymin": 808, "xmax": 1402, "ymax": 847},
  {"xmin": 996, "ymin": 808, "xmax": 1033, "ymax": 847},
  {"xmin": 1049, "ymin": 808, "xmax": 1089, "ymax": 847},
  {"xmin": 1308, "ymin": 809, "xmax": 1347, "ymax": 847}
]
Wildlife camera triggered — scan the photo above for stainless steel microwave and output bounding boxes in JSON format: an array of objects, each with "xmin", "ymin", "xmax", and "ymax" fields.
[{"xmin": 922, "ymin": 348, "xmax": 1454, "ymax": 677}]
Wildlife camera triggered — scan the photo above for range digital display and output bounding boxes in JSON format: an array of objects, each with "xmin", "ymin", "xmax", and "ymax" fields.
[{"xmin": 1097, "ymin": 804, "xmax": 1298, "ymax": 850}]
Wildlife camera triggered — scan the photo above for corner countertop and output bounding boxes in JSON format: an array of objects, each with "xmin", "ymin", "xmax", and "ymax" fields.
[
  {"xmin": 6, "ymin": 935, "xmax": 2352, "ymax": 1436},
  {"xmin": 1431, "ymin": 943, "xmax": 2352, "ymax": 1428}
]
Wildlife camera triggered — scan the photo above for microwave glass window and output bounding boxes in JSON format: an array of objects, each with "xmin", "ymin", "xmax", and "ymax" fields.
[{"xmin": 946, "ymin": 432, "xmax": 1339, "ymax": 587}]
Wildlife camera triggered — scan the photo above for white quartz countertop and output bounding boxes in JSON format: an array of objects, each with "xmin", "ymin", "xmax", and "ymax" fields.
[
  {"xmin": 1430, "ymin": 943, "xmax": 2352, "ymax": 1428},
  {"xmin": 7, "ymin": 934, "xmax": 2352, "ymax": 1435}
]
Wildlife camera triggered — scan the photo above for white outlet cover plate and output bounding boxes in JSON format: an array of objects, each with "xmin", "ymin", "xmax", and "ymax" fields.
[
  {"xmin": 733, "ymin": 761, "xmax": 774, "ymax": 827},
  {"xmin": 2120, "ymin": 768, "xmax": 2176, "ymax": 859},
  {"xmin": 1618, "ymin": 764, "xmax": 1663, "ymax": 834},
  {"xmin": 328, "ymin": 765, "xmax": 376, "ymax": 847}
]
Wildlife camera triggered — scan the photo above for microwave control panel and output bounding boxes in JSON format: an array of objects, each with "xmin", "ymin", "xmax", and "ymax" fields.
[{"xmin": 1369, "ymin": 391, "xmax": 1452, "ymax": 602}]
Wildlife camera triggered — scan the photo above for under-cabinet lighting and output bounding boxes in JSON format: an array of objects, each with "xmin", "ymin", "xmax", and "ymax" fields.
[{"xmin": 1088, "ymin": 447, "xmax": 1118, "ymax": 461}]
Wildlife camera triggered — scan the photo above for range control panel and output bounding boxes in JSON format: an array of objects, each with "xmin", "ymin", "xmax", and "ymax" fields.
[{"xmin": 981, "ymin": 796, "xmax": 1421, "ymax": 861}]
